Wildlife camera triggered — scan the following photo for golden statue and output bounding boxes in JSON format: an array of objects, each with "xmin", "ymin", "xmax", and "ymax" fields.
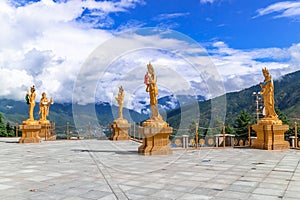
[
  {"xmin": 144, "ymin": 62, "xmax": 160, "ymax": 120},
  {"xmin": 39, "ymin": 92, "xmax": 53, "ymax": 123},
  {"xmin": 20, "ymin": 85, "xmax": 41, "ymax": 143},
  {"xmin": 115, "ymin": 86, "xmax": 124, "ymax": 119},
  {"xmin": 110, "ymin": 86, "xmax": 130, "ymax": 140},
  {"xmin": 251, "ymin": 68, "xmax": 289, "ymax": 150},
  {"xmin": 25, "ymin": 85, "xmax": 36, "ymax": 121},
  {"xmin": 260, "ymin": 68, "xmax": 278, "ymax": 119},
  {"xmin": 138, "ymin": 62, "xmax": 172, "ymax": 155}
]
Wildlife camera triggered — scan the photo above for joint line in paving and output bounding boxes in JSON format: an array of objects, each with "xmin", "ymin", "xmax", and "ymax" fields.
[
  {"xmin": 80, "ymin": 140, "xmax": 130, "ymax": 200},
  {"xmin": 281, "ymin": 158, "xmax": 300, "ymax": 198}
]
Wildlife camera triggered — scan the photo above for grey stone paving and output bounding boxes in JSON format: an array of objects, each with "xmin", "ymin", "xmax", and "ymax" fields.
[{"xmin": 0, "ymin": 138, "xmax": 300, "ymax": 200}]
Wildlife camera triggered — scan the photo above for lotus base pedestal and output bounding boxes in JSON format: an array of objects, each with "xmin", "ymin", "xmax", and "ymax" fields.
[
  {"xmin": 252, "ymin": 122, "xmax": 289, "ymax": 150},
  {"xmin": 110, "ymin": 119, "xmax": 131, "ymax": 141},
  {"xmin": 19, "ymin": 121, "xmax": 41, "ymax": 143},
  {"xmin": 138, "ymin": 120, "xmax": 173, "ymax": 155}
]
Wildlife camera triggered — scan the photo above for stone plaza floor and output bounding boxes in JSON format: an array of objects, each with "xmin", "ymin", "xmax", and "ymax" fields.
[{"xmin": 0, "ymin": 138, "xmax": 300, "ymax": 200}]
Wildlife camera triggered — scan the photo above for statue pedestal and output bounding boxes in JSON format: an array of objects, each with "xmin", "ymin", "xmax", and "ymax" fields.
[
  {"xmin": 138, "ymin": 119, "xmax": 173, "ymax": 155},
  {"xmin": 252, "ymin": 119, "xmax": 290, "ymax": 150},
  {"xmin": 39, "ymin": 121, "xmax": 56, "ymax": 141},
  {"xmin": 110, "ymin": 119, "xmax": 131, "ymax": 140},
  {"xmin": 19, "ymin": 120, "xmax": 41, "ymax": 143}
]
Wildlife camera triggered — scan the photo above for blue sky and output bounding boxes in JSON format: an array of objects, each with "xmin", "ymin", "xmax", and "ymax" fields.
[
  {"xmin": 108, "ymin": 0, "xmax": 300, "ymax": 49},
  {"xmin": 0, "ymin": 0, "xmax": 300, "ymax": 110}
]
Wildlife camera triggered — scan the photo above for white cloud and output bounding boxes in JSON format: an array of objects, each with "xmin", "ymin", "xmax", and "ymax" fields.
[
  {"xmin": 0, "ymin": 68, "xmax": 33, "ymax": 100},
  {"xmin": 70, "ymin": 27, "xmax": 300, "ymax": 111},
  {"xmin": 200, "ymin": 0, "xmax": 216, "ymax": 4},
  {"xmin": 1, "ymin": 0, "xmax": 300, "ymax": 114},
  {"xmin": 0, "ymin": 0, "xmax": 144, "ymax": 103},
  {"xmin": 151, "ymin": 12, "xmax": 190, "ymax": 29},
  {"xmin": 255, "ymin": 1, "xmax": 300, "ymax": 19},
  {"xmin": 208, "ymin": 41, "xmax": 299, "ymax": 92},
  {"xmin": 153, "ymin": 12, "xmax": 190, "ymax": 21},
  {"xmin": 76, "ymin": 0, "xmax": 145, "ymax": 28},
  {"xmin": 71, "ymin": 28, "xmax": 227, "ymax": 111},
  {"xmin": 115, "ymin": 20, "xmax": 146, "ymax": 32},
  {"xmin": 289, "ymin": 43, "xmax": 300, "ymax": 62}
]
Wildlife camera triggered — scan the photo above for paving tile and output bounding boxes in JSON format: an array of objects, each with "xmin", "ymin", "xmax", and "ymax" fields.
[
  {"xmin": 2, "ymin": 195, "xmax": 28, "ymax": 200},
  {"xmin": 166, "ymin": 184, "xmax": 196, "ymax": 193},
  {"xmin": 150, "ymin": 189, "xmax": 185, "ymax": 199},
  {"xmin": 1, "ymin": 138, "xmax": 300, "ymax": 199},
  {"xmin": 248, "ymin": 194, "xmax": 283, "ymax": 200},
  {"xmin": 284, "ymin": 190, "xmax": 300, "ymax": 199},
  {"xmin": 79, "ymin": 189, "xmax": 112, "ymax": 199},
  {"xmin": 97, "ymin": 194, "xmax": 118, "ymax": 200},
  {"xmin": 126, "ymin": 187, "xmax": 158, "ymax": 196},
  {"xmin": 232, "ymin": 180, "xmax": 259, "ymax": 187},
  {"xmin": 191, "ymin": 187, "xmax": 222, "ymax": 196},
  {"xmin": 258, "ymin": 182, "xmax": 288, "ymax": 190},
  {"xmin": 118, "ymin": 184, "xmax": 135, "ymax": 192},
  {"xmin": 61, "ymin": 197, "xmax": 87, "ymax": 200},
  {"xmin": 216, "ymin": 190, "xmax": 250, "ymax": 199},
  {"xmin": 126, "ymin": 193, "xmax": 156, "ymax": 200},
  {"xmin": 226, "ymin": 184, "xmax": 254, "ymax": 193},
  {"xmin": 252, "ymin": 187, "xmax": 284, "ymax": 197},
  {"xmin": 283, "ymin": 198, "xmax": 300, "ymax": 200},
  {"xmin": 143, "ymin": 182, "xmax": 168, "ymax": 190},
  {"xmin": 178, "ymin": 193, "xmax": 212, "ymax": 200},
  {"xmin": 285, "ymin": 184, "xmax": 300, "ymax": 192},
  {"xmin": 0, "ymin": 184, "xmax": 13, "ymax": 190}
]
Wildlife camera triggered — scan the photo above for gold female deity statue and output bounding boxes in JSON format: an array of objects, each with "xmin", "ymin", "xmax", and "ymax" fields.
[
  {"xmin": 144, "ymin": 63, "xmax": 160, "ymax": 120},
  {"xmin": 115, "ymin": 86, "xmax": 124, "ymax": 119},
  {"xmin": 25, "ymin": 85, "xmax": 36, "ymax": 121},
  {"xmin": 260, "ymin": 68, "xmax": 278, "ymax": 119},
  {"xmin": 39, "ymin": 92, "xmax": 53, "ymax": 123}
]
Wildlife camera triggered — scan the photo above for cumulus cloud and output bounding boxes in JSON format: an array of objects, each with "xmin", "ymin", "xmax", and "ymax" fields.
[
  {"xmin": 0, "ymin": 0, "xmax": 144, "ymax": 102},
  {"xmin": 289, "ymin": 43, "xmax": 300, "ymax": 62},
  {"xmin": 207, "ymin": 41, "xmax": 299, "ymax": 92},
  {"xmin": 73, "ymin": 29, "xmax": 220, "ymax": 108},
  {"xmin": 0, "ymin": 68, "xmax": 33, "ymax": 100},
  {"xmin": 1, "ymin": 0, "xmax": 300, "ymax": 114},
  {"xmin": 255, "ymin": 1, "xmax": 300, "ymax": 19}
]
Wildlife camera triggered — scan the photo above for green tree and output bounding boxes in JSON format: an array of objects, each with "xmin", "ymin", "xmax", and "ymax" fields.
[
  {"xmin": 0, "ymin": 113, "xmax": 7, "ymax": 137},
  {"xmin": 275, "ymin": 108, "xmax": 294, "ymax": 140},
  {"xmin": 188, "ymin": 120, "xmax": 208, "ymax": 140},
  {"xmin": 205, "ymin": 117, "xmax": 223, "ymax": 136},
  {"xmin": 6, "ymin": 122, "xmax": 15, "ymax": 137},
  {"xmin": 234, "ymin": 110, "xmax": 251, "ymax": 137},
  {"xmin": 198, "ymin": 127, "xmax": 205, "ymax": 138},
  {"xmin": 275, "ymin": 108, "xmax": 290, "ymax": 125},
  {"xmin": 6, "ymin": 122, "xmax": 11, "ymax": 132},
  {"xmin": 188, "ymin": 120, "xmax": 197, "ymax": 138},
  {"xmin": 225, "ymin": 125, "xmax": 235, "ymax": 135}
]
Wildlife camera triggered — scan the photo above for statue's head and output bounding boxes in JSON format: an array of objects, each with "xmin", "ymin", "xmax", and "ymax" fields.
[
  {"xmin": 119, "ymin": 86, "xmax": 123, "ymax": 93},
  {"xmin": 30, "ymin": 85, "xmax": 35, "ymax": 93},
  {"xmin": 147, "ymin": 62, "xmax": 154, "ymax": 74},
  {"xmin": 42, "ymin": 92, "xmax": 46, "ymax": 98},
  {"xmin": 262, "ymin": 67, "xmax": 271, "ymax": 79}
]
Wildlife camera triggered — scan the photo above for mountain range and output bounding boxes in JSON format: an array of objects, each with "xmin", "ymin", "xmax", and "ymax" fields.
[
  {"xmin": 1, "ymin": 70, "xmax": 299, "ymax": 137},
  {"xmin": 0, "ymin": 93, "xmax": 205, "ymax": 136},
  {"xmin": 167, "ymin": 70, "xmax": 300, "ymax": 132}
]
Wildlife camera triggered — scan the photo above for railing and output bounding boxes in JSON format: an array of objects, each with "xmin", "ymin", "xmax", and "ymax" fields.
[
  {"xmin": 12, "ymin": 121, "xmax": 300, "ymax": 149},
  {"xmin": 128, "ymin": 123, "xmax": 143, "ymax": 143}
]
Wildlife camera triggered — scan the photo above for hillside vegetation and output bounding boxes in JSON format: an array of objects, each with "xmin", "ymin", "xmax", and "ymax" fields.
[
  {"xmin": 167, "ymin": 70, "xmax": 300, "ymax": 131},
  {"xmin": 0, "ymin": 70, "xmax": 299, "ymax": 137}
]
